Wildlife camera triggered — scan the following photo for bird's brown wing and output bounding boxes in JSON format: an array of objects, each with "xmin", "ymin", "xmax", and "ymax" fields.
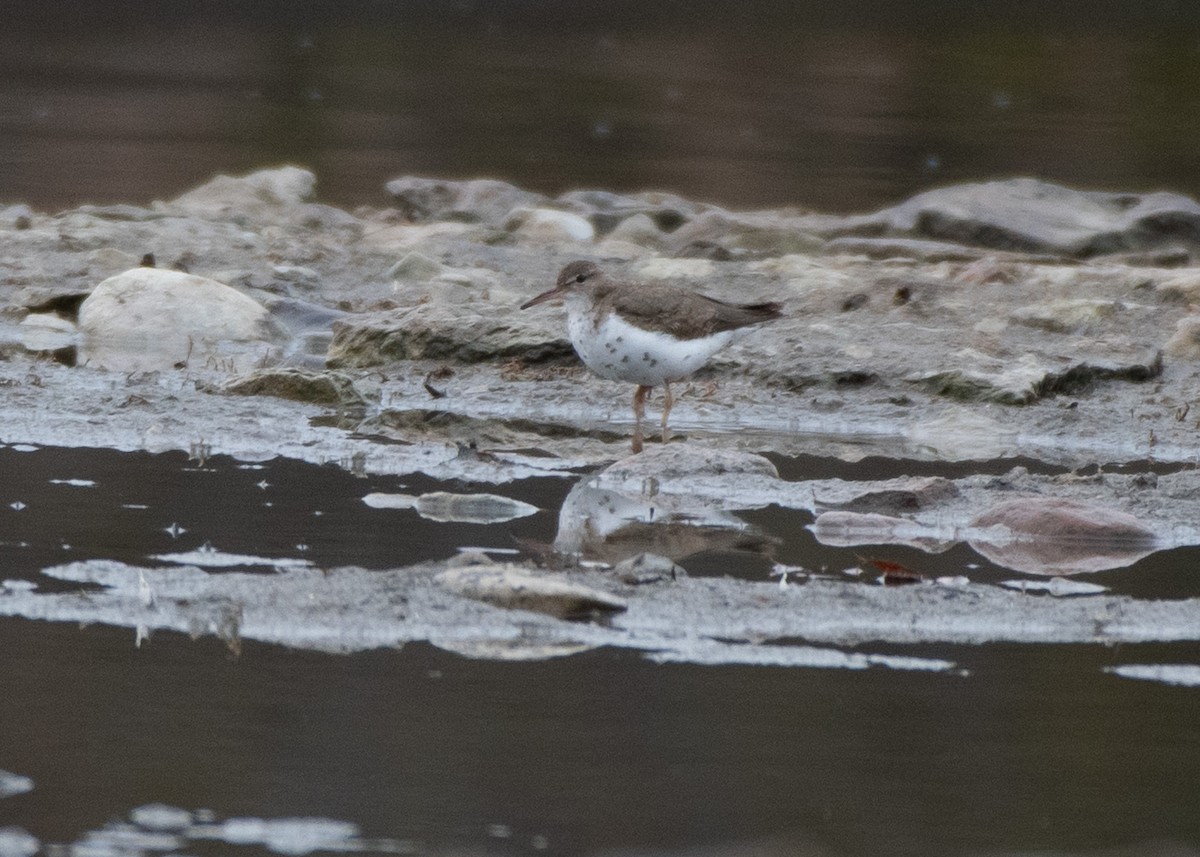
[{"xmin": 603, "ymin": 282, "xmax": 782, "ymax": 339}]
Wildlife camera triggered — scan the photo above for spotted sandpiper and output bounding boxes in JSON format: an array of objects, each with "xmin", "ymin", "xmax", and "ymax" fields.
[{"xmin": 521, "ymin": 260, "xmax": 783, "ymax": 452}]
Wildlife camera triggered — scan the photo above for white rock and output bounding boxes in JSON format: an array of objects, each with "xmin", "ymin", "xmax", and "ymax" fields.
[
  {"xmin": 1165, "ymin": 315, "xmax": 1200, "ymax": 358},
  {"xmin": 19, "ymin": 313, "xmax": 77, "ymax": 353},
  {"xmin": 161, "ymin": 166, "xmax": 315, "ymax": 223},
  {"xmin": 506, "ymin": 208, "xmax": 595, "ymax": 243},
  {"xmin": 1009, "ymin": 298, "xmax": 1121, "ymax": 333},
  {"xmin": 78, "ymin": 268, "xmax": 273, "ymax": 370},
  {"xmin": 388, "ymin": 251, "xmax": 444, "ymax": 281},
  {"xmin": 632, "ymin": 257, "xmax": 715, "ymax": 280},
  {"xmin": 608, "ymin": 212, "xmax": 666, "ymax": 247}
]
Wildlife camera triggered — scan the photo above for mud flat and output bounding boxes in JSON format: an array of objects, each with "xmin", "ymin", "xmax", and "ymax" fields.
[{"xmin": 4, "ymin": 168, "xmax": 1200, "ymax": 664}]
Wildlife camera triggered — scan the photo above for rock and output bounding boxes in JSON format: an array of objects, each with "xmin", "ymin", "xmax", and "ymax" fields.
[
  {"xmin": 77, "ymin": 268, "xmax": 275, "ymax": 370},
  {"xmin": 385, "ymin": 254, "xmax": 507, "ymax": 306},
  {"xmin": 160, "ymin": 166, "xmax": 316, "ymax": 224},
  {"xmin": 970, "ymin": 497, "xmax": 1158, "ymax": 575},
  {"xmin": 668, "ymin": 209, "xmax": 823, "ymax": 259},
  {"xmin": 1153, "ymin": 270, "xmax": 1200, "ymax": 303},
  {"xmin": 1165, "ymin": 315, "xmax": 1200, "ymax": 358},
  {"xmin": 88, "ymin": 247, "xmax": 141, "ymax": 273},
  {"xmin": 824, "ymin": 236, "xmax": 988, "ymax": 261},
  {"xmin": 73, "ymin": 203, "xmax": 164, "ymax": 222},
  {"xmin": 388, "ymin": 251, "xmax": 444, "ymax": 281},
  {"xmin": 225, "ymin": 368, "xmax": 368, "ymax": 408},
  {"xmin": 607, "ymin": 212, "xmax": 667, "ymax": 248},
  {"xmin": 504, "ymin": 207, "xmax": 595, "ymax": 243},
  {"xmin": 11, "ymin": 287, "xmax": 91, "ymax": 318},
  {"xmin": 287, "ymin": 202, "xmax": 363, "ymax": 234},
  {"xmin": 271, "ymin": 265, "xmax": 321, "ymax": 287},
  {"xmin": 1009, "ymin": 299, "xmax": 1122, "ymax": 333},
  {"xmin": 813, "ymin": 477, "xmax": 959, "ymax": 514},
  {"xmin": 2, "ymin": 204, "xmax": 33, "ymax": 230},
  {"xmin": 631, "ymin": 257, "xmax": 715, "ymax": 280},
  {"xmin": 909, "ymin": 347, "xmax": 1162, "ymax": 405},
  {"xmin": 556, "ymin": 189, "xmax": 696, "ymax": 235},
  {"xmin": 435, "ymin": 566, "xmax": 626, "ymax": 619},
  {"xmin": 326, "ymin": 303, "xmax": 575, "ymax": 367},
  {"xmin": 19, "ymin": 313, "xmax": 77, "ymax": 355},
  {"xmin": 385, "ymin": 176, "xmax": 544, "ymax": 224},
  {"xmin": 861, "ymin": 178, "xmax": 1200, "ymax": 256}
]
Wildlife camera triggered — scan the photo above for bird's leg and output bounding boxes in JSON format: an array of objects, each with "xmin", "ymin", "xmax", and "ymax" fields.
[
  {"xmin": 632, "ymin": 384, "xmax": 649, "ymax": 454},
  {"xmin": 661, "ymin": 381, "xmax": 674, "ymax": 444}
]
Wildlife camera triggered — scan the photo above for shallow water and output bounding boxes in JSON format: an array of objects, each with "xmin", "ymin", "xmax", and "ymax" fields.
[
  {"xmin": 5, "ymin": 1, "xmax": 1200, "ymax": 212},
  {"xmin": 1, "ymin": 444, "xmax": 1198, "ymax": 856}
]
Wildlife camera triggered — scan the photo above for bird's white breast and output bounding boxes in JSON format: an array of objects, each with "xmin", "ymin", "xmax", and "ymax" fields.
[{"xmin": 564, "ymin": 294, "xmax": 735, "ymax": 387}]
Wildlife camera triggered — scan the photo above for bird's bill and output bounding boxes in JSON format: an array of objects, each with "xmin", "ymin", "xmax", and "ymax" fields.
[{"xmin": 520, "ymin": 286, "xmax": 566, "ymax": 309}]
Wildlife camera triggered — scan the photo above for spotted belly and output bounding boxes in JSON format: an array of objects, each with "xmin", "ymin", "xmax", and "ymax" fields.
[{"xmin": 566, "ymin": 307, "xmax": 734, "ymax": 387}]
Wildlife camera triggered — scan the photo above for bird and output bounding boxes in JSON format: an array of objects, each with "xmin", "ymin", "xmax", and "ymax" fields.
[{"xmin": 521, "ymin": 260, "xmax": 783, "ymax": 452}]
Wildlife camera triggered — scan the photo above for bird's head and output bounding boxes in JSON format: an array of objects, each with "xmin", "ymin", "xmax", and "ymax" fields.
[{"xmin": 520, "ymin": 260, "xmax": 603, "ymax": 309}]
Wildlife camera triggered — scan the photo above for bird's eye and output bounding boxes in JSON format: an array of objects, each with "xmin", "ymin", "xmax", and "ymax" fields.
[{"xmin": 575, "ymin": 273, "xmax": 586, "ymax": 283}]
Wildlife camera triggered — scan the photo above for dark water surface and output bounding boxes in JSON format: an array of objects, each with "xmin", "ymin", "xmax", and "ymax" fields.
[
  {"xmin": 1, "ymin": 445, "xmax": 1199, "ymax": 856},
  {"xmin": 5, "ymin": 1, "xmax": 1200, "ymax": 212}
]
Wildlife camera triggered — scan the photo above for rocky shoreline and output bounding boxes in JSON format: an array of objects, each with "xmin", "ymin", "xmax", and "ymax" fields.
[{"xmin": 4, "ymin": 166, "xmax": 1200, "ymax": 667}]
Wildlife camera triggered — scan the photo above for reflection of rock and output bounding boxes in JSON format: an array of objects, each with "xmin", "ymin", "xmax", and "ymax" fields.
[
  {"xmin": 554, "ymin": 469, "xmax": 775, "ymax": 566},
  {"xmin": 814, "ymin": 476, "xmax": 958, "ymax": 514},
  {"xmin": 811, "ymin": 511, "xmax": 955, "ymax": 553},
  {"xmin": 363, "ymin": 491, "xmax": 537, "ymax": 524},
  {"xmin": 77, "ymin": 268, "xmax": 276, "ymax": 371},
  {"xmin": 435, "ymin": 565, "xmax": 626, "ymax": 620},
  {"xmin": 969, "ymin": 497, "xmax": 1158, "ymax": 575},
  {"xmin": 428, "ymin": 636, "xmax": 596, "ymax": 661}
]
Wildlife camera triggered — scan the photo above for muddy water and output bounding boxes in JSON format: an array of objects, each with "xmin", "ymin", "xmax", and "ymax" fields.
[
  {"xmin": 5, "ymin": 1, "xmax": 1200, "ymax": 212},
  {"xmin": 1, "ymin": 445, "xmax": 1199, "ymax": 856}
]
